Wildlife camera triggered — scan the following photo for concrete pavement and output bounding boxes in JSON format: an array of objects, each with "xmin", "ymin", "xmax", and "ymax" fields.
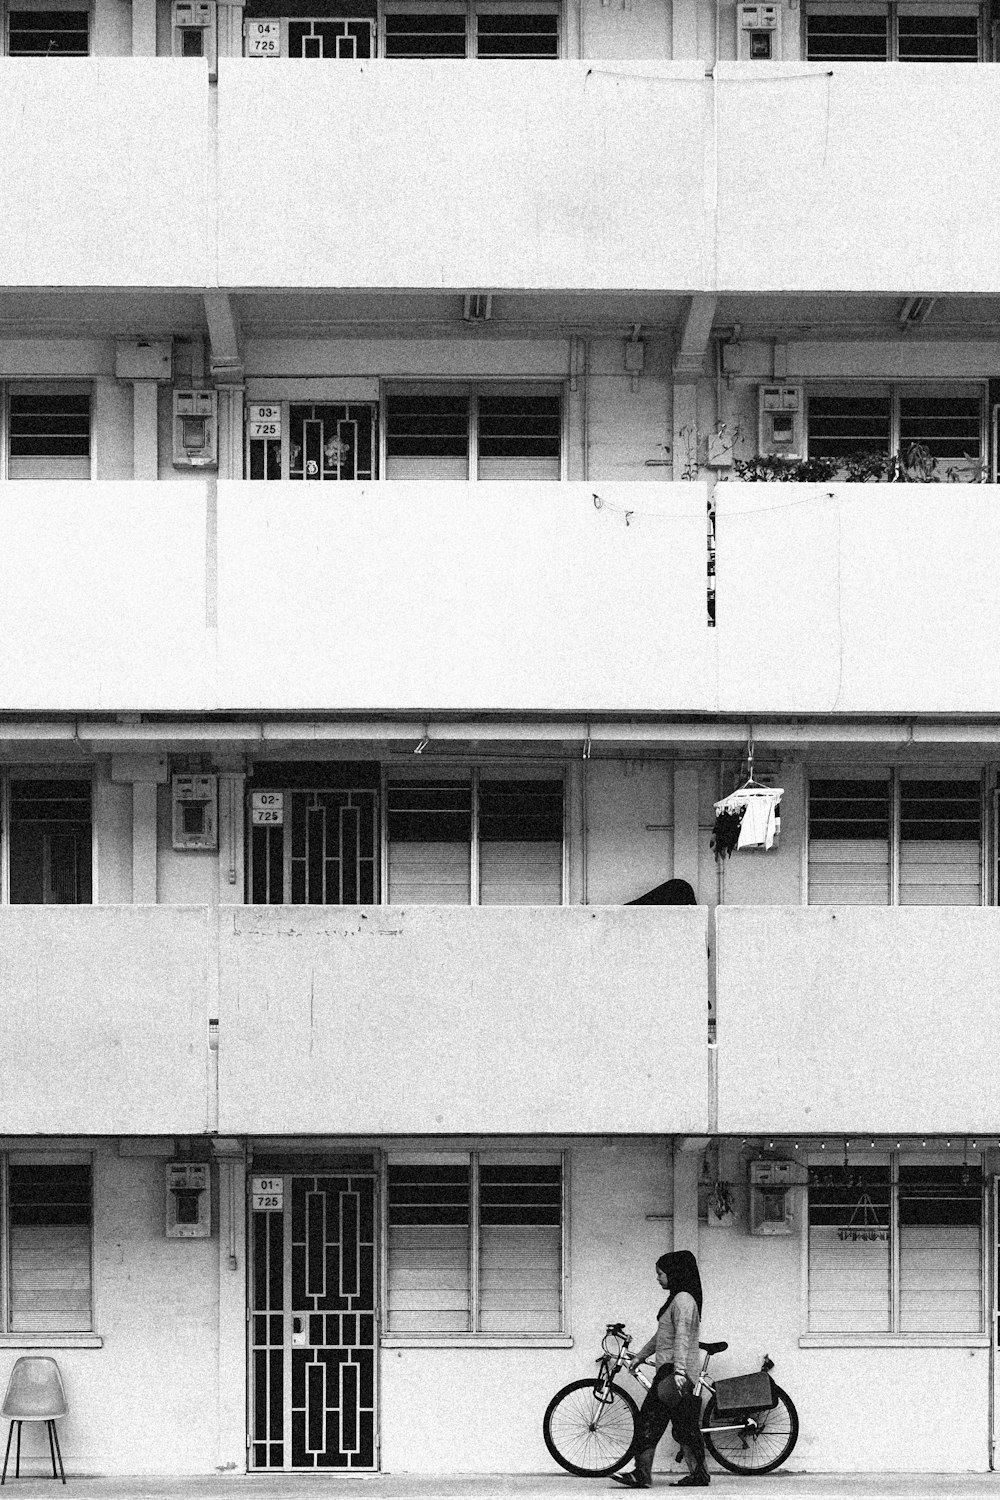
[{"xmin": 3, "ymin": 1474, "xmax": 1000, "ymax": 1500}]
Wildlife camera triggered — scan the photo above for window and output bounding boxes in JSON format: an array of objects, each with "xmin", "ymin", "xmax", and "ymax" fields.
[
  {"xmin": 3, "ymin": 385, "xmax": 91, "ymax": 480},
  {"xmin": 807, "ymin": 1154, "xmax": 983, "ymax": 1335},
  {"xmin": 385, "ymin": 384, "xmax": 563, "ymax": 480},
  {"xmin": 383, "ymin": 1, "xmax": 559, "ymax": 56},
  {"xmin": 6, "ymin": 3, "xmax": 89, "ymax": 53},
  {"xmin": 7, "ymin": 777, "xmax": 93, "ymax": 905},
  {"xmin": 808, "ymin": 773, "xmax": 982, "ymax": 906},
  {"xmin": 247, "ymin": 402, "xmax": 378, "ymax": 481},
  {"xmin": 804, "ymin": 2, "xmax": 981, "ymax": 60},
  {"xmin": 806, "ymin": 385, "xmax": 984, "ymax": 477},
  {"xmin": 387, "ymin": 773, "xmax": 563, "ymax": 904},
  {"xmin": 1, "ymin": 1157, "xmax": 93, "ymax": 1333},
  {"xmin": 386, "ymin": 1152, "xmax": 564, "ymax": 1335}
]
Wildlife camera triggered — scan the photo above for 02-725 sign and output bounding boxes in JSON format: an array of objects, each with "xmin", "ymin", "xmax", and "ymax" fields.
[{"xmin": 251, "ymin": 791, "xmax": 284, "ymax": 826}]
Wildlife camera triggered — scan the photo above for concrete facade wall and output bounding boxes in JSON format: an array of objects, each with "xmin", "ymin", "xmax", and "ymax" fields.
[
  {"xmin": 0, "ymin": 62, "xmax": 211, "ymax": 287},
  {"xmin": 0, "ymin": 908, "xmax": 210, "ymax": 1134},
  {"xmin": 216, "ymin": 61, "xmax": 707, "ymax": 290},
  {"xmin": 217, "ymin": 905, "xmax": 709, "ymax": 1134},
  {"xmin": 715, "ymin": 906, "xmax": 1000, "ymax": 1134}
]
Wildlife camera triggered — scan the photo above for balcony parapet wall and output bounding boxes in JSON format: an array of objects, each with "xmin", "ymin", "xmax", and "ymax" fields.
[{"xmin": 715, "ymin": 906, "xmax": 1000, "ymax": 1135}]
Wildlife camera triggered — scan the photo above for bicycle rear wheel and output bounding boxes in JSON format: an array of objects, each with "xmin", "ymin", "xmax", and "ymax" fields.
[
  {"xmin": 702, "ymin": 1382, "xmax": 799, "ymax": 1474},
  {"xmin": 543, "ymin": 1378, "xmax": 640, "ymax": 1477}
]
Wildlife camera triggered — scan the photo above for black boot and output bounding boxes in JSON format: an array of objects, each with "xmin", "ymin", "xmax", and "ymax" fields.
[{"xmin": 671, "ymin": 1467, "xmax": 710, "ymax": 1487}]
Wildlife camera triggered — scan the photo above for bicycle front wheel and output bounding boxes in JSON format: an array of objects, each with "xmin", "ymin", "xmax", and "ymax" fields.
[
  {"xmin": 543, "ymin": 1378, "xmax": 640, "ymax": 1477},
  {"xmin": 702, "ymin": 1382, "xmax": 799, "ymax": 1474}
]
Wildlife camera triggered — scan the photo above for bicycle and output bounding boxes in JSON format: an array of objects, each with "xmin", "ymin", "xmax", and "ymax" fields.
[{"xmin": 543, "ymin": 1322, "xmax": 799, "ymax": 1478}]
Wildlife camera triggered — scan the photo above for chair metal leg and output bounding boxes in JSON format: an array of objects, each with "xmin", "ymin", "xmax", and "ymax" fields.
[
  {"xmin": 1, "ymin": 1420, "xmax": 13, "ymax": 1485},
  {"xmin": 14, "ymin": 1422, "xmax": 20, "ymax": 1479},
  {"xmin": 49, "ymin": 1424, "xmax": 65, "ymax": 1485}
]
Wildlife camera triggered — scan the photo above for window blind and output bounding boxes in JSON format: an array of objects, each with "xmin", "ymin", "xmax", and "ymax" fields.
[
  {"xmin": 808, "ymin": 778, "xmax": 890, "ymax": 905},
  {"xmin": 478, "ymin": 780, "xmax": 562, "ymax": 904},
  {"xmin": 387, "ymin": 781, "xmax": 471, "ymax": 903},
  {"xmin": 9, "ymin": 1164, "xmax": 92, "ymax": 1333},
  {"xmin": 478, "ymin": 1162, "xmax": 561, "ymax": 1332},
  {"xmin": 386, "ymin": 1164, "xmax": 470, "ymax": 1333},
  {"xmin": 898, "ymin": 779, "xmax": 981, "ymax": 906}
]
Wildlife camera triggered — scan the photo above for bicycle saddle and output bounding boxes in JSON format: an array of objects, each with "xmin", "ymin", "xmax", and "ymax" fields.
[{"xmin": 699, "ymin": 1341, "xmax": 728, "ymax": 1355}]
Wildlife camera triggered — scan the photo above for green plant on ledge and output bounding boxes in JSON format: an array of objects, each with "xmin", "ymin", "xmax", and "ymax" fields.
[{"xmin": 731, "ymin": 443, "xmax": 987, "ymax": 484}]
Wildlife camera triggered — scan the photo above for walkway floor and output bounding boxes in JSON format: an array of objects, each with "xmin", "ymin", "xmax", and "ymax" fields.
[{"xmin": 6, "ymin": 1474, "xmax": 1000, "ymax": 1500}]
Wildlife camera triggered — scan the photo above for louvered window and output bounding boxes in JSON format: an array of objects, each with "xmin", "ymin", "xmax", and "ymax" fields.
[
  {"xmin": 479, "ymin": 779, "xmax": 562, "ymax": 904},
  {"xmin": 6, "ymin": 6, "xmax": 90, "ymax": 53},
  {"xmin": 808, "ymin": 773, "xmax": 982, "ymax": 906},
  {"xmin": 807, "ymin": 777, "xmax": 891, "ymax": 905},
  {"xmin": 804, "ymin": 3, "xmax": 980, "ymax": 59},
  {"xmin": 805, "ymin": 385, "xmax": 983, "ymax": 475},
  {"xmin": 5, "ymin": 1159, "xmax": 92, "ymax": 1333},
  {"xmin": 383, "ymin": 2, "xmax": 559, "ymax": 55},
  {"xmin": 807, "ymin": 1155, "xmax": 982, "ymax": 1335},
  {"xmin": 387, "ymin": 772, "xmax": 564, "ymax": 905},
  {"xmin": 386, "ymin": 1153, "xmax": 564, "ymax": 1337},
  {"xmin": 6, "ymin": 385, "xmax": 91, "ymax": 480},
  {"xmin": 385, "ymin": 384, "xmax": 562, "ymax": 480}
]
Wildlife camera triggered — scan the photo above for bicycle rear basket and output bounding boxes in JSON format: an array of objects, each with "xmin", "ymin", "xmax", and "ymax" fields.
[{"xmin": 712, "ymin": 1372, "xmax": 777, "ymax": 1413}]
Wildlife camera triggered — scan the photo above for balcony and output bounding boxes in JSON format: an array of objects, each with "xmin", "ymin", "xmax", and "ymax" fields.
[
  {"xmin": 0, "ymin": 61, "xmax": 211, "ymax": 287},
  {"xmin": 0, "ymin": 906, "xmax": 210, "ymax": 1133},
  {"xmin": 0, "ymin": 905, "xmax": 709, "ymax": 1135},
  {"xmin": 714, "ymin": 906, "xmax": 1000, "ymax": 1135},
  {"xmin": 713, "ymin": 481, "xmax": 1000, "ymax": 716},
  {"xmin": 0, "ymin": 481, "xmax": 212, "ymax": 712},
  {"xmin": 216, "ymin": 904, "xmax": 709, "ymax": 1134},
  {"xmin": 215, "ymin": 480, "xmax": 710, "ymax": 712},
  {"xmin": 215, "ymin": 59, "xmax": 707, "ymax": 291},
  {"xmin": 715, "ymin": 63, "xmax": 1000, "ymax": 293}
]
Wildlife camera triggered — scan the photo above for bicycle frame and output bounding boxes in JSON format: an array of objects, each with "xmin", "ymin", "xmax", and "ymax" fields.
[{"xmin": 595, "ymin": 1325, "xmax": 766, "ymax": 1439}]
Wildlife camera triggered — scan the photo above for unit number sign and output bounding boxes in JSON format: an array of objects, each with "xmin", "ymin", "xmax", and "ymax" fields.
[
  {"xmin": 246, "ymin": 20, "xmax": 281, "ymax": 55},
  {"xmin": 248, "ymin": 403, "xmax": 282, "ymax": 438},
  {"xmin": 252, "ymin": 1177, "xmax": 283, "ymax": 1210},
  {"xmin": 251, "ymin": 791, "xmax": 284, "ymax": 826}
]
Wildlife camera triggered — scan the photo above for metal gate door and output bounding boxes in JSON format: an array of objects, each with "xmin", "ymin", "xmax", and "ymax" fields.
[{"xmin": 249, "ymin": 1174, "xmax": 377, "ymax": 1471}]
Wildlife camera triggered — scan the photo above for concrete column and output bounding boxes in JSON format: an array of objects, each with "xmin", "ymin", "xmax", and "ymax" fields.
[
  {"xmin": 672, "ymin": 383, "xmax": 699, "ymax": 482},
  {"xmin": 671, "ymin": 1140, "xmax": 702, "ymax": 1256},
  {"xmin": 671, "ymin": 0, "xmax": 698, "ymax": 59},
  {"xmin": 132, "ymin": 380, "xmax": 159, "ymax": 480},
  {"xmin": 216, "ymin": 385, "xmax": 246, "ymax": 482},
  {"xmin": 672, "ymin": 763, "xmax": 700, "ymax": 892},
  {"xmin": 131, "ymin": 0, "xmax": 157, "ymax": 54},
  {"xmin": 218, "ymin": 772, "xmax": 246, "ymax": 903},
  {"xmin": 214, "ymin": 1144, "xmax": 248, "ymax": 1471},
  {"xmin": 132, "ymin": 782, "xmax": 159, "ymax": 903}
]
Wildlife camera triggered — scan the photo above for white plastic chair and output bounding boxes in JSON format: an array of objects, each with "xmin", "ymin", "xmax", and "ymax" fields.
[{"xmin": 1, "ymin": 1358, "xmax": 67, "ymax": 1484}]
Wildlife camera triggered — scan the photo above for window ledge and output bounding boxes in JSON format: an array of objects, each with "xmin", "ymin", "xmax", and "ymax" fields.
[
  {"xmin": 800, "ymin": 1333, "xmax": 988, "ymax": 1349},
  {"xmin": 381, "ymin": 1335, "xmax": 573, "ymax": 1349},
  {"xmin": 0, "ymin": 1334, "xmax": 102, "ymax": 1349}
]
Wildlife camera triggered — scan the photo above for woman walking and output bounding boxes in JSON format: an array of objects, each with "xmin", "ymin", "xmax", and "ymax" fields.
[{"xmin": 611, "ymin": 1250, "xmax": 710, "ymax": 1489}]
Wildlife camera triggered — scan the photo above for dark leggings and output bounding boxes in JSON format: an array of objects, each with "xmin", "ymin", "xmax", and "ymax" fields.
[{"xmin": 636, "ymin": 1367, "xmax": 706, "ymax": 1474}]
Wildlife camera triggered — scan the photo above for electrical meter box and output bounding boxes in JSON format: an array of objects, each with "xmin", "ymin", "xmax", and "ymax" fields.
[
  {"xmin": 171, "ymin": 774, "xmax": 218, "ymax": 850},
  {"xmin": 172, "ymin": 389, "xmax": 218, "ymax": 468},
  {"xmin": 737, "ymin": 3, "xmax": 780, "ymax": 58},
  {"xmin": 758, "ymin": 384, "xmax": 804, "ymax": 458},
  {"xmin": 749, "ymin": 1160, "xmax": 795, "ymax": 1235},
  {"xmin": 172, "ymin": 0, "xmax": 216, "ymax": 66},
  {"xmin": 166, "ymin": 1162, "xmax": 211, "ymax": 1238}
]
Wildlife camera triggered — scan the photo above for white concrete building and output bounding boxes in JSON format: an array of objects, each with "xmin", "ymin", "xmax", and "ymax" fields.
[{"xmin": 1, "ymin": 0, "xmax": 999, "ymax": 1476}]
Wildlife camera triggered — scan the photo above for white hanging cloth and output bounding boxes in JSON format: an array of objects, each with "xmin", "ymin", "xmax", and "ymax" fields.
[{"xmin": 713, "ymin": 785, "xmax": 784, "ymax": 851}]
